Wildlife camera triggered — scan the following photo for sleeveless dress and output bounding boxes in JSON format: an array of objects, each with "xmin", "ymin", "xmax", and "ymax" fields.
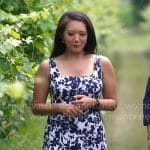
[{"xmin": 43, "ymin": 55, "xmax": 107, "ymax": 150}]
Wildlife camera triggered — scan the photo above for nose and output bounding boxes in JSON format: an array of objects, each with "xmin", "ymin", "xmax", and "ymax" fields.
[{"xmin": 74, "ymin": 34, "xmax": 79, "ymax": 43}]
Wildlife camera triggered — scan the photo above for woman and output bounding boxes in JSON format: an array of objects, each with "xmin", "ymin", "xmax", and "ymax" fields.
[
  {"xmin": 143, "ymin": 76, "xmax": 150, "ymax": 149},
  {"xmin": 32, "ymin": 11, "xmax": 117, "ymax": 150}
]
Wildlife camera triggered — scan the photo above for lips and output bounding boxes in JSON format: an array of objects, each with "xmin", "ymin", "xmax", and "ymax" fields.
[{"xmin": 72, "ymin": 45, "xmax": 80, "ymax": 48}]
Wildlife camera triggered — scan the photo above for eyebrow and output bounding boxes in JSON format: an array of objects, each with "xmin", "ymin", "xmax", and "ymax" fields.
[{"xmin": 66, "ymin": 29, "xmax": 87, "ymax": 32}]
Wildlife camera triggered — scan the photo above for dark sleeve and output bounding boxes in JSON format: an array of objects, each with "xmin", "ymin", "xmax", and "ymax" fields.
[{"xmin": 143, "ymin": 76, "xmax": 150, "ymax": 126}]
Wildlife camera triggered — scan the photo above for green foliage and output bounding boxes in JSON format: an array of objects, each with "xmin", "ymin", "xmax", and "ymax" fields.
[
  {"xmin": 77, "ymin": 0, "xmax": 122, "ymax": 55},
  {"xmin": 0, "ymin": 0, "xmax": 79, "ymax": 138},
  {"xmin": 118, "ymin": 2, "xmax": 135, "ymax": 27},
  {"xmin": 140, "ymin": 5, "xmax": 150, "ymax": 33},
  {"xmin": 0, "ymin": 0, "xmax": 123, "ymax": 137},
  {"xmin": 131, "ymin": 0, "xmax": 150, "ymax": 25}
]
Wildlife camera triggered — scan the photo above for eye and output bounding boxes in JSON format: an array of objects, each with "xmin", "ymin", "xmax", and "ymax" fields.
[
  {"xmin": 80, "ymin": 33, "xmax": 86, "ymax": 36},
  {"xmin": 68, "ymin": 33, "xmax": 74, "ymax": 36},
  {"xmin": 80, "ymin": 32, "xmax": 87, "ymax": 36}
]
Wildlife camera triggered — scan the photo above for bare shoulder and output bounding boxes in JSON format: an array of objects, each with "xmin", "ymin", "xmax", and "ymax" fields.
[
  {"xmin": 99, "ymin": 55, "xmax": 113, "ymax": 67},
  {"xmin": 98, "ymin": 55, "xmax": 115, "ymax": 74},
  {"xmin": 39, "ymin": 59, "xmax": 49, "ymax": 69},
  {"xmin": 37, "ymin": 59, "xmax": 50, "ymax": 77}
]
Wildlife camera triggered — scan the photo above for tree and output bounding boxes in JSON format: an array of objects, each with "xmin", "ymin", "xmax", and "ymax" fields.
[
  {"xmin": 77, "ymin": 0, "xmax": 121, "ymax": 55},
  {"xmin": 131, "ymin": 0, "xmax": 150, "ymax": 25},
  {"xmin": 0, "ymin": 0, "xmax": 78, "ymax": 138}
]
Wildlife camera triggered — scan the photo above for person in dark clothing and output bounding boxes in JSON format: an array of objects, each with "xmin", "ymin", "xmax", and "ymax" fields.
[{"xmin": 143, "ymin": 76, "xmax": 150, "ymax": 149}]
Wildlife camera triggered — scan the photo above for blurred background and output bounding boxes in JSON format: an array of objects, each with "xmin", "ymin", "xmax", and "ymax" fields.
[{"xmin": 0, "ymin": 0, "xmax": 150, "ymax": 149}]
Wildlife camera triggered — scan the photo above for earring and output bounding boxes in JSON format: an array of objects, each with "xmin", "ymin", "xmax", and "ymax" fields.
[{"xmin": 62, "ymin": 40, "xmax": 64, "ymax": 43}]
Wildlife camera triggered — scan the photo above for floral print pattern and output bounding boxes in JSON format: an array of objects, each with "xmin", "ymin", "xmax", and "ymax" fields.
[{"xmin": 43, "ymin": 55, "xmax": 107, "ymax": 150}]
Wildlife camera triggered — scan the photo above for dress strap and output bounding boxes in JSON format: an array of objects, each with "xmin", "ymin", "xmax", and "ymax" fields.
[
  {"xmin": 49, "ymin": 58, "xmax": 55, "ymax": 69},
  {"xmin": 95, "ymin": 55, "xmax": 102, "ymax": 79},
  {"xmin": 48, "ymin": 58, "xmax": 59, "ymax": 79}
]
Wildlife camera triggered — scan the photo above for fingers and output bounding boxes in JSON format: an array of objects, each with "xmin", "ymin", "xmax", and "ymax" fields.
[
  {"xmin": 72, "ymin": 95, "xmax": 85, "ymax": 105},
  {"xmin": 71, "ymin": 96, "xmax": 95, "ymax": 111},
  {"xmin": 71, "ymin": 100, "xmax": 83, "ymax": 105},
  {"xmin": 73, "ymin": 95, "xmax": 84, "ymax": 100},
  {"xmin": 72, "ymin": 95, "xmax": 86, "ymax": 111},
  {"xmin": 71, "ymin": 101, "xmax": 87, "ymax": 112},
  {"xmin": 64, "ymin": 104, "xmax": 82, "ymax": 117},
  {"xmin": 71, "ymin": 106, "xmax": 82, "ymax": 115}
]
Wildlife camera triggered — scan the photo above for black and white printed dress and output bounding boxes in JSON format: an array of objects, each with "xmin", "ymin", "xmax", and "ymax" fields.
[{"xmin": 43, "ymin": 55, "xmax": 107, "ymax": 150}]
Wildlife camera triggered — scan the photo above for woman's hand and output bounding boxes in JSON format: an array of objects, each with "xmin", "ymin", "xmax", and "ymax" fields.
[
  {"xmin": 57, "ymin": 103, "xmax": 83, "ymax": 117},
  {"xmin": 71, "ymin": 95, "xmax": 96, "ymax": 111}
]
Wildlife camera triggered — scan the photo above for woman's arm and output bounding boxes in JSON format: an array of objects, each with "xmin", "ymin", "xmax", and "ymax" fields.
[
  {"xmin": 98, "ymin": 56, "xmax": 117, "ymax": 111},
  {"xmin": 32, "ymin": 59, "xmax": 57, "ymax": 115},
  {"xmin": 32, "ymin": 59, "xmax": 82, "ymax": 116},
  {"xmin": 71, "ymin": 56, "xmax": 117, "ymax": 111}
]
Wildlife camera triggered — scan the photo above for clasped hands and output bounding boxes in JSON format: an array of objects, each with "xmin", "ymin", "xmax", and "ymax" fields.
[{"xmin": 62, "ymin": 95, "xmax": 96, "ymax": 117}]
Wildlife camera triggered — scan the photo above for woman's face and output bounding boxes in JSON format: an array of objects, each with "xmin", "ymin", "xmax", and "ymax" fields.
[{"xmin": 62, "ymin": 20, "xmax": 87, "ymax": 54}]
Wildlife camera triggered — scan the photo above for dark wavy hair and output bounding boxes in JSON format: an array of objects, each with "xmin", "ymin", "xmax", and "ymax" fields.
[{"xmin": 50, "ymin": 11, "xmax": 97, "ymax": 58}]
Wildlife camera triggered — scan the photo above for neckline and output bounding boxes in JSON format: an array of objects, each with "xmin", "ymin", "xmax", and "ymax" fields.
[{"xmin": 51, "ymin": 55, "xmax": 97, "ymax": 78}]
